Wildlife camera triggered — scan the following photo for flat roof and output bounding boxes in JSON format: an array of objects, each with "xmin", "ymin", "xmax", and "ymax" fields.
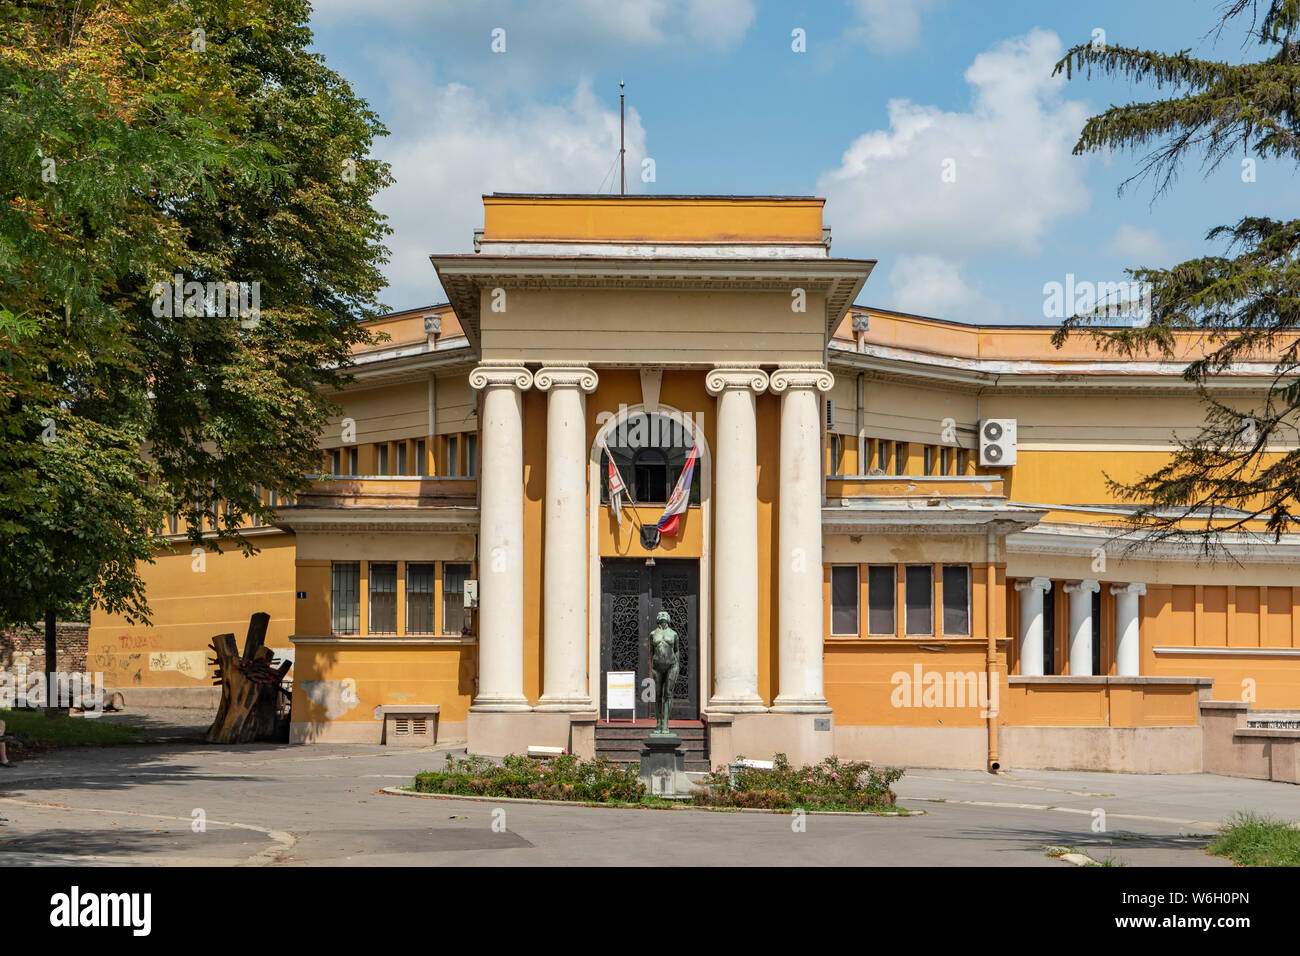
[{"xmin": 485, "ymin": 192, "xmax": 821, "ymax": 201}]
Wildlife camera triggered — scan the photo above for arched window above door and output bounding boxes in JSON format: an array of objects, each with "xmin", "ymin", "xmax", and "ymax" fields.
[{"xmin": 600, "ymin": 412, "xmax": 701, "ymax": 506}]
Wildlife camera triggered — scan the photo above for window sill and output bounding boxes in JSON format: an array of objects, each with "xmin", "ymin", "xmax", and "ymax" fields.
[
  {"xmin": 290, "ymin": 634, "xmax": 477, "ymax": 645},
  {"xmin": 824, "ymin": 637, "xmax": 1011, "ymax": 647}
]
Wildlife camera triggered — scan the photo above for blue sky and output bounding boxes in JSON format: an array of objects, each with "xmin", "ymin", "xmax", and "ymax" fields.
[{"xmin": 307, "ymin": 0, "xmax": 1299, "ymax": 324}]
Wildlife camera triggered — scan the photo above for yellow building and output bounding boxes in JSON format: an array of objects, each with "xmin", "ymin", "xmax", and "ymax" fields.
[{"xmin": 89, "ymin": 194, "xmax": 1300, "ymax": 778}]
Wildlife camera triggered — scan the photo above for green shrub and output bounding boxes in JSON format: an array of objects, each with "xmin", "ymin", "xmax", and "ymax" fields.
[
  {"xmin": 692, "ymin": 754, "xmax": 903, "ymax": 812},
  {"xmin": 414, "ymin": 753, "xmax": 646, "ymax": 803}
]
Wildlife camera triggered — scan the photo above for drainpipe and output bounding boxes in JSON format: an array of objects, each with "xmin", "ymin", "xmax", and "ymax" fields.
[
  {"xmin": 986, "ymin": 527, "xmax": 1001, "ymax": 773},
  {"xmin": 855, "ymin": 372, "xmax": 864, "ymax": 475}
]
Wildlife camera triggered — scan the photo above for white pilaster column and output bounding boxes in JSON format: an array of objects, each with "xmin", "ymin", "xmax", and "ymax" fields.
[
  {"xmin": 770, "ymin": 367, "xmax": 834, "ymax": 713},
  {"xmin": 1063, "ymin": 579, "xmax": 1101, "ymax": 676},
  {"xmin": 534, "ymin": 366, "xmax": 599, "ymax": 711},
  {"xmin": 1014, "ymin": 577, "xmax": 1052, "ymax": 676},
  {"xmin": 705, "ymin": 366, "xmax": 769, "ymax": 712},
  {"xmin": 468, "ymin": 365, "xmax": 533, "ymax": 711},
  {"xmin": 1111, "ymin": 582, "xmax": 1146, "ymax": 677}
]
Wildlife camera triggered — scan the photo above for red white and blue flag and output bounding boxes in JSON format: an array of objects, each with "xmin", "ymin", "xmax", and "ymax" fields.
[
  {"xmin": 656, "ymin": 444, "xmax": 698, "ymax": 537},
  {"xmin": 604, "ymin": 442, "xmax": 627, "ymax": 524}
]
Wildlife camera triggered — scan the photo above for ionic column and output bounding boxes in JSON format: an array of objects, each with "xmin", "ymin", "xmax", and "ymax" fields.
[
  {"xmin": 534, "ymin": 366, "xmax": 599, "ymax": 711},
  {"xmin": 1111, "ymin": 582, "xmax": 1146, "ymax": 677},
  {"xmin": 705, "ymin": 366, "xmax": 768, "ymax": 712},
  {"xmin": 1063, "ymin": 579, "xmax": 1100, "ymax": 676},
  {"xmin": 468, "ymin": 365, "xmax": 533, "ymax": 711},
  {"xmin": 770, "ymin": 367, "xmax": 834, "ymax": 713},
  {"xmin": 1014, "ymin": 577, "xmax": 1052, "ymax": 676}
]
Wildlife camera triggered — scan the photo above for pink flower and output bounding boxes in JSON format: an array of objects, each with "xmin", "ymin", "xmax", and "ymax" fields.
[{"xmin": 831, "ymin": 772, "xmax": 840, "ymax": 779}]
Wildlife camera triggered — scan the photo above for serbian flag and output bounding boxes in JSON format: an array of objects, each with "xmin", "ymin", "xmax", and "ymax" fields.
[
  {"xmin": 605, "ymin": 444, "xmax": 627, "ymax": 523},
  {"xmin": 656, "ymin": 444, "xmax": 698, "ymax": 536}
]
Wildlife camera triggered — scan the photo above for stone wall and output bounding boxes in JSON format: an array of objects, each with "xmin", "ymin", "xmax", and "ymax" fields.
[{"xmin": 0, "ymin": 621, "xmax": 90, "ymax": 676}]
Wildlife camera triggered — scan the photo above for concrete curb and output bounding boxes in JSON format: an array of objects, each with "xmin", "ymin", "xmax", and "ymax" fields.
[{"xmin": 379, "ymin": 786, "xmax": 924, "ymax": 817}]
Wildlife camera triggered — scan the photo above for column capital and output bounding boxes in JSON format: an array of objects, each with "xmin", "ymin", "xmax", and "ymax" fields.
[
  {"xmin": 769, "ymin": 367, "xmax": 834, "ymax": 394},
  {"xmin": 534, "ymin": 366, "xmax": 598, "ymax": 393},
  {"xmin": 470, "ymin": 365, "xmax": 533, "ymax": 391},
  {"xmin": 706, "ymin": 366, "xmax": 768, "ymax": 395},
  {"xmin": 1064, "ymin": 579, "xmax": 1101, "ymax": 595},
  {"xmin": 1014, "ymin": 576, "xmax": 1052, "ymax": 593},
  {"xmin": 1110, "ymin": 582, "xmax": 1147, "ymax": 596}
]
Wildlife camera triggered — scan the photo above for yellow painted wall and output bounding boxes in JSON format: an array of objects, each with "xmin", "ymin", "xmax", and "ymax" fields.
[
  {"xmin": 88, "ymin": 532, "xmax": 296, "ymax": 688},
  {"xmin": 826, "ymin": 643, "xmax": 1000, "ymax": 727},
  {"xmin": 290, "ymin": 641, "xmax": 476, "ymax": 725},
  {"xmin": 482, "ymin": 194, "xmax": 826, "ymax": 245},
  {"xmin": 1144, "ymin": 584, "xmax": 1300, "ymax": 708},
  {"xmin": 1002, "ymin": 681, "xmax": 1200, "ymax": 727}
]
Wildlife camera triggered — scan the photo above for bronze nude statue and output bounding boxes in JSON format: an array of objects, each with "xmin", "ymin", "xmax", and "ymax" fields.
[{"xmin": 649, "ymin": 610, "xmax": 679, "ymax": 735}]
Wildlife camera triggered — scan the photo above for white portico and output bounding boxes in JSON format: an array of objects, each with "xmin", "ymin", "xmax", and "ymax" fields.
[{"xmin": 433, "ymin": 195, "xmax": 874, "ymax": 759}]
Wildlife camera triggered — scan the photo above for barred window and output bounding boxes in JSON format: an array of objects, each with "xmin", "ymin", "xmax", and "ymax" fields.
[
  {"xmin": 406, "ymin": 563, "xmax": 436, "ymax": 634},
  {"xmin": 369, "ymin": 563, "xmax": 397, "ymax": 634},
  {"xmin": 942, "ymin": 565, "xmax": 971, "ymax": 636},
  {"xmin": 905, "ymin": 565, "xmax": 934, "ymax": 636},
  {"xmin": 868, "ymin": 566, "xmax": 896, "ymax": 635},
  {"xmin": 830, "ymin": 566, "xmax": 859, "ymax": 636},
  {"xmin": 443, "ymin": 563, "xmax": 471, "ymax": 635},
  {"xmin": 331, "ymin": 562, "xmax": 360, "ymax": 635}
]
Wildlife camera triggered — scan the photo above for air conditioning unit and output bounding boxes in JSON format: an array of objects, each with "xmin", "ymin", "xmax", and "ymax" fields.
[
  {"xmin": 979, "ymin": 419, "xmax": 1017, "ymax": 466},
  {"xmin": 825, "ymin": 399, "xmax": 835, "ymax": 430}
]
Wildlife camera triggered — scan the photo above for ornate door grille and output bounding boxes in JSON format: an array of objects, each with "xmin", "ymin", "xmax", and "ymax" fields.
[{"xmin": 599, "ymin": 558, "xmax": 699, "ymax": 720}]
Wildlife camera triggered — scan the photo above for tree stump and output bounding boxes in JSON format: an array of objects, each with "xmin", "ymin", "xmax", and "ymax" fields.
[{"xmin": 207, "ymin": 612, "xmax": 291, "ymax": 744}]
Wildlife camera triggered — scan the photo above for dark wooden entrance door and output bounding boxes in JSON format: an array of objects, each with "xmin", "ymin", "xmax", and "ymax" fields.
[{"xmin": 600, "ymin": 558, "xmax": 699, "ymax": 720}]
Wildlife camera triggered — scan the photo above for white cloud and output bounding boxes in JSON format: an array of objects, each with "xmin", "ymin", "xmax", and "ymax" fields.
[
  {"xmin": 371, "ymin": 68, "xmax": 648, "ymax": 309},
  {"xmin": 1108, "ymin": 223, "xmax": 1174, "ymax": 264},
  {"xmin": 886, "ymin": 255, "xmax": 1006, "ymax": 323},
  {"xmin": 847, "ymin": 0, "xmax": 939, "ymax": 53},
  {"xmin": 818, "ymin": 28, "xmax": 1090, "ymax": 258}
]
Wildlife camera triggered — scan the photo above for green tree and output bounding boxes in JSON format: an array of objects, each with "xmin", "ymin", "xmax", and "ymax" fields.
[
  {"xmin": 1052, "ymin": 0, "xmax": 1300, "ymax": 556},
  {"xmin": 0, "ymin": 0, "xmax": 391, "ymax": 690}
]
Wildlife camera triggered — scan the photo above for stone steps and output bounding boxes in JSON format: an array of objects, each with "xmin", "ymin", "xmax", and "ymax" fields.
[{"xmin": 594, "ymin": 723, "xmax": 711, "ymax": 773}]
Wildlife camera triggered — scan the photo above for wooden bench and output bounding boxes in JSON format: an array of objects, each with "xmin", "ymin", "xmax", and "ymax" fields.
[{"xmin": 376, "ymin": 705, "xmax": 439, "ymax": 746}]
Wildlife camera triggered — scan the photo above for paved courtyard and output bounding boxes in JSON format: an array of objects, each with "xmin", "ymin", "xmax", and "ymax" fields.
[{"xmin": 2, "ymin": 729, "xmax": 1295, "ymax": 866}]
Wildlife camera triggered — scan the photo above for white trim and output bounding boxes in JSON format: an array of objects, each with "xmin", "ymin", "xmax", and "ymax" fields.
[
  {"xmin": 476, "ymin": 240, "xmax": 830, "ymax": 259},
  {"xmin": 1006, "ymin": 522, "xmax": 1300, "ymax": 562},
  {"xmin": 289, "ymin": 635, "xmax": 476, "ymax": 646},
  {"xmin": 587, "ymin": 403, "xmax": 712, "ymax": 716},
  {"xmin": 829, "ymin": 340, "xmax": 1280, "ymax": 389}
]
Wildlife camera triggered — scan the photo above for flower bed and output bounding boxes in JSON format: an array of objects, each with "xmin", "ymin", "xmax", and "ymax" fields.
[
  {"xmin": 413, "ymin": 753, "xmax": 646, "ymax": 803},
  {"xmin": 692, "ymin": 754, "xmax": 903, "ymax": 812},
  {"xmin": 411, "ymin": 752, "xmax": 904, "ymax": 814}
]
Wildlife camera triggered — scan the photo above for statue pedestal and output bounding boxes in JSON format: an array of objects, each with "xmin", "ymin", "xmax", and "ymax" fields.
[{"xmin": 639, "ymin": 732, "xmax": 693, "ymax": 798}]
